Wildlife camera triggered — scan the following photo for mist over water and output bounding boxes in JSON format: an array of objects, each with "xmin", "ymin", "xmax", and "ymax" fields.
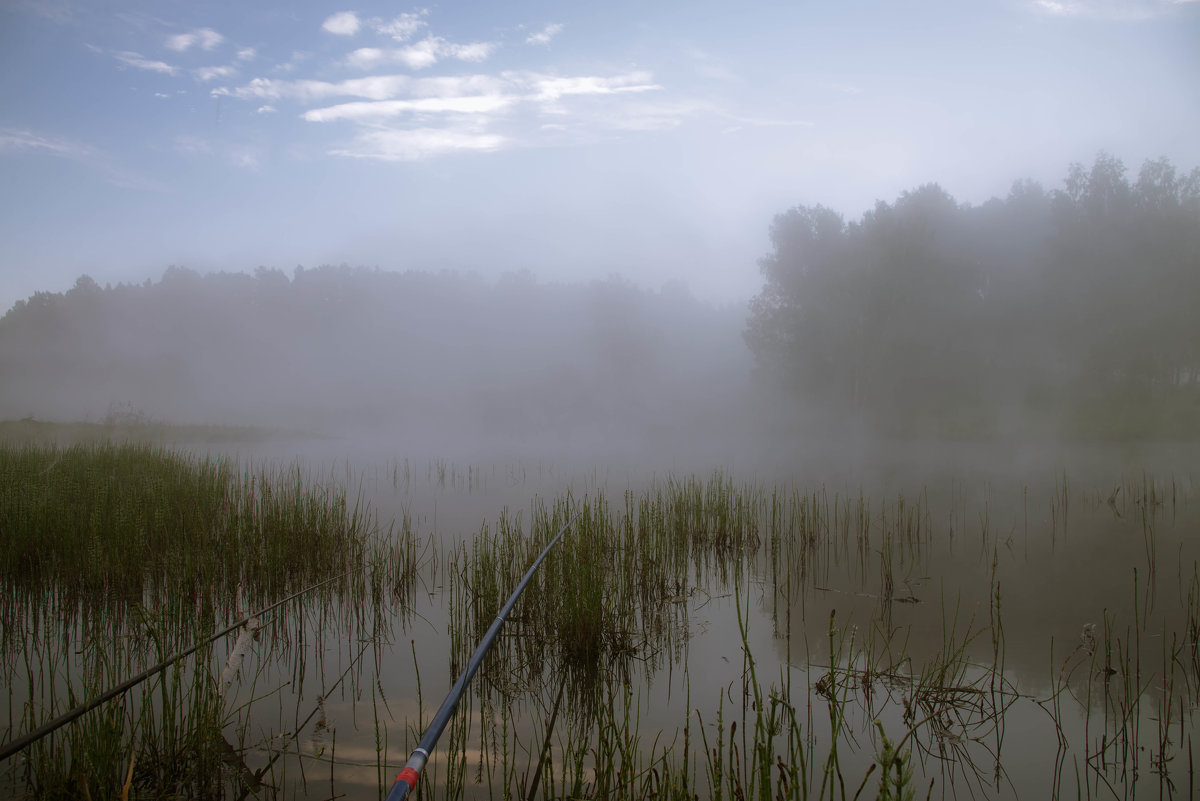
[
  {"xmin": 3, "ymin": 0, "xmax": 1199, "ymax": 793},
  {"xmin": 2, "ymin": 154, "xmax": 1199, "ymax": 800}
]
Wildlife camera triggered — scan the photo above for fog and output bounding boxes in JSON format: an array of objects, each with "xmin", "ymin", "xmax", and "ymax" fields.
[
  {"xmin": 1, "ymin": 1, "xmax": 1199, "ymax": 480},
  {"xmin": 2, "ymin": 152, "xmax": 1197, "ymax": 485},
  {"xmin": 7, "ymin": 5, "xmax": 1200, "ymax": 798},
  {"xmin": 0, "ymin": 266, "xmax": 760, "ymax": 465}
]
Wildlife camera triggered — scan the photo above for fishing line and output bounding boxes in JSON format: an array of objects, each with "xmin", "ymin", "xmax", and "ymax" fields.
[{"xmin": 0, "ymin": 567, "xmax": 361, "ymax": 762}]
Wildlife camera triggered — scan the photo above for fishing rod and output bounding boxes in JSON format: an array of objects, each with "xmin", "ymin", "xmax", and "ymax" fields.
[
  {"xmin": 385, "ymin": 509, "xmax": 580, "ymax": 801},
  {"xmin": 0, "ymin": 569, "xmax": 357, "ymax": 763}
]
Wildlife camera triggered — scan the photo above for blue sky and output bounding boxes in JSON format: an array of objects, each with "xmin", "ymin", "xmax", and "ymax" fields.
[{"xmin": 1, "ymin": 0, "xmax": 1197, "ymax": 312}]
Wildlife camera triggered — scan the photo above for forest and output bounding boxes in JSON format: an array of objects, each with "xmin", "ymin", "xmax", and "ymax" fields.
[
  {"xmin": 747, "ymin": 154, "xmax": 1200, "ymax": 437},
  {"xmin": 2, "ymin": 154, "xmax": 1197, "ymax": 445},
  {"xmin": 0, "ymin": 265, "xmax": 750, "ymax": 459}
]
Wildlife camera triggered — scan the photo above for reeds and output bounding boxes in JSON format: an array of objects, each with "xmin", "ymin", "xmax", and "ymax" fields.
[
  {"xmin": 0, "ymin": 442, "xmax": 416, "ymax": 799},
  {"xmin": 5, "ymin": 445, "xmax": 1199, "ymax": 800}
]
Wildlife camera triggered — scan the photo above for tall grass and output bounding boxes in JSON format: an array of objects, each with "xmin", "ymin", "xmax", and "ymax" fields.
[
  {"xmin": 6, "ymin": 447, "xmax": 1200, "ymax": 800},
  {"xmin": 0, "ymin": 442, "xmax": 416, "ymax": 800}
]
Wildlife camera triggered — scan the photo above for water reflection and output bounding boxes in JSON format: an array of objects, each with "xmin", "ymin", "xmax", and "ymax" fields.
[{"xmin": 3, "ymin": 439, "xmax": 1198, "ymax": 799}]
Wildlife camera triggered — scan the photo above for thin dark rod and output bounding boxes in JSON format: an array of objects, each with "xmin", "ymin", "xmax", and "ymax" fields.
[
  {"xmin": 0, "ymin": 569, "xmax": 357, "ymax": 763},
  {"xmin": 385, "ymin": 509, "xmax": 579, "ymax": 801}
]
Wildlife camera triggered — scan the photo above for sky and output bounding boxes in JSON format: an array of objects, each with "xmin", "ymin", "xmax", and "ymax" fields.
[{"xmin": 1, "ymin": 0, "xmax": 1197, "ymax": 312}]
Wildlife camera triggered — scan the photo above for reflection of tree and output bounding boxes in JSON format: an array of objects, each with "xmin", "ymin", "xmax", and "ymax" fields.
[{"xmin": 746, "ymin": 155, "xmax": 1200, "ymax": 435}]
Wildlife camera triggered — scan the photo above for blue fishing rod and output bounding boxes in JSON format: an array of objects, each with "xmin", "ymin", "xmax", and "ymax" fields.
[{"xmin": 385, "ymin": 510, "xmax": 580, "ymax": 801}]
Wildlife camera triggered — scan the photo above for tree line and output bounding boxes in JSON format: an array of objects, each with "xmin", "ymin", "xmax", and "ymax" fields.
[
  {"xmin": 0, "ymin": 266, "xmax": 748, "ymax": 455},
  {"xmin": 3, "ymin": 153, "xmax": 1196, "ymax": 445},
  {"xmin": 745, "ymin": 155, "xmax": 1200, "ymax": 437}
]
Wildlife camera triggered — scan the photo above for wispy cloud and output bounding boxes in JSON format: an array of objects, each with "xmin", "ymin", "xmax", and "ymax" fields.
[
  {"xmin": 194, "ymin": 65, "xmax": 237, "ymax": 82},
  {"xmin": 330, "ymin": 126, "xmax": 506, "ymax": 161},
  {"xmin": 345, "ymin": 37, "xmax": 497, "ymax": 70},
  {"xmin": 526, "ymin": 72, "xmax": 661, "ymax": 102},
  {"xmin": 166, "ymin": 27, "xmax": 224, "ymax": 52},
  {"xmin": 448, "ymin": 42, "xmax": 496, "ymax": 62},
  {"xmin": 371, "ymin": 11, "xmax": 428, "ymax": 41},
  {"xmin": 526, "ymin": 23, "xmax": 564, "ymax": 45},
  {"xmin": 322, "ymin": 11, "xmax": 361, "ymax": 36},
  {"xmin": 1032, "ymin": 0, "xmax": 1081, "ymax": 14},
  {"xmin": 214, "ymin": 74, "xmax": 416, "ymax": 103},
  {"xmin": 303, "ymin": 94, "xmax": 517, "ymax": 123},
  {"xmin": 114, "ymin": 50, "xmax": 179, "ymax": 76},
  {"xmin": 203, "ymin": 8, "xmax": 777, "ymax": 166},
  {"xmin": 217, "ymin": 68, "xmax": 669, "ymax": 161},
  {"xmin": 223, "ymin": 71, "xmax": 656, "ymax": 107},
  {"xmin": 0, "ymin": 128, "xmax": 87, "ymax": 158},
  {"xmin": 0, "ymin": 128, "xmax": 165, "ymax": 190},
  {"xmin": 236, "ymin": 47, "xmax": 256, "ymax": 61}
]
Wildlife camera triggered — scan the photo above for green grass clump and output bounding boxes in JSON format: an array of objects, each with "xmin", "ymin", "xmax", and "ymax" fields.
[
  {"xmin": 1, "ymin": 442, "xmax": 416, "ymax": 800},
  {"xmin": 0, "ymin": 442, "xmax": 371, "ymax": 611}
]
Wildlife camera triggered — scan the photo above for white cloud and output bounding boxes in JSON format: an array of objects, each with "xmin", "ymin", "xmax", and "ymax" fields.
[
  {"xmin": 221, "ymin": 71, "xmax": 656, "ymax": 108},
  {"xmin": 345, "ymin": 47, "xmax": 387, "ymax": 70},
  {"xmin": 236, "ymin": 48, "xmax": 256, "ymax": 61},
  {"xmin": 194, "ymin": 65, "xmax": 237, "ymax": 82},
  {"xmin": 166, "ymin": 28, "xmax": 224, "ymax": 52},
  {"xmin": 445, "ymin": 42, "xmax": 496, "ymax": 62},
  {"xmin": 217, "ymin": 66, "xmax": 695, "ymax": 163},
  {"xmin": 215, "ymin": 74, "xmax": 414, "ymax": 103},
  {"xmin": 411, "ymin": 75, "xmax": 509, "ymax": 97},
  {"xmin": 396, "ymin": 38, "xmax": 443, "ymax": 69},
  {"xmin": 154, "ymin": 92, "xmax": 170, "ymax": 98},
  {"xmin": 1032, "ymin": 0, "xmax": 1081, "ymax": 13},
  {"xmin": 304, "ymin": 94, "xmax": 517, "ymax": 122},
  {"xmin": 526, "ymin": 23, "xmax": 564, "ymax": 45},
  {"xmin": 524, "ymin": 72, "xmax": 662, "ymax": 102},
  {"xmin": 371, "ymin": 11, "xmax": 428, "ymax": 41},
  {"xmin": 346, "ymin": 37, "xmax": 496, "ymax": 70},
  {"xmin": 114, "ymin": 51, "xmax": 179, "ymax": 76},
  {"xmin": 331, "ymin": 126, "xmax": 506, "ymax": 161},
  {"xmin": 322, "ymin": 11, "xmax": 361, "ymax": 36},
  {"xmin": 257, "ymin": 104, "xmax": 277, "ymax": 114},
  {"xmin": 272, "ymin": 51, "xmax": 312, "ymax": 74}
]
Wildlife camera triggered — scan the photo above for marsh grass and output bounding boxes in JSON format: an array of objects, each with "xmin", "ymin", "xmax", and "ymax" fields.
[
  {"xmin": 0, "ymin": 443, "xmax": 383, "ymax": 610},
  {"xmin": 424, "ymin": 469, "xmax": 1199, "ymax": 800},
  {"xmin": 6, "ymin": 446, "xmax": 1200, "ymax": 800},
  {"xmin": 1, "ymin": 442, "xmax": 416, "ymax": 799}
]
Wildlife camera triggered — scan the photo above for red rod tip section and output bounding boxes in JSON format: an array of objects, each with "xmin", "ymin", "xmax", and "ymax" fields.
[{"xmin": 397, "ymin": 767, "xmax": 420, "ymax": 790}]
